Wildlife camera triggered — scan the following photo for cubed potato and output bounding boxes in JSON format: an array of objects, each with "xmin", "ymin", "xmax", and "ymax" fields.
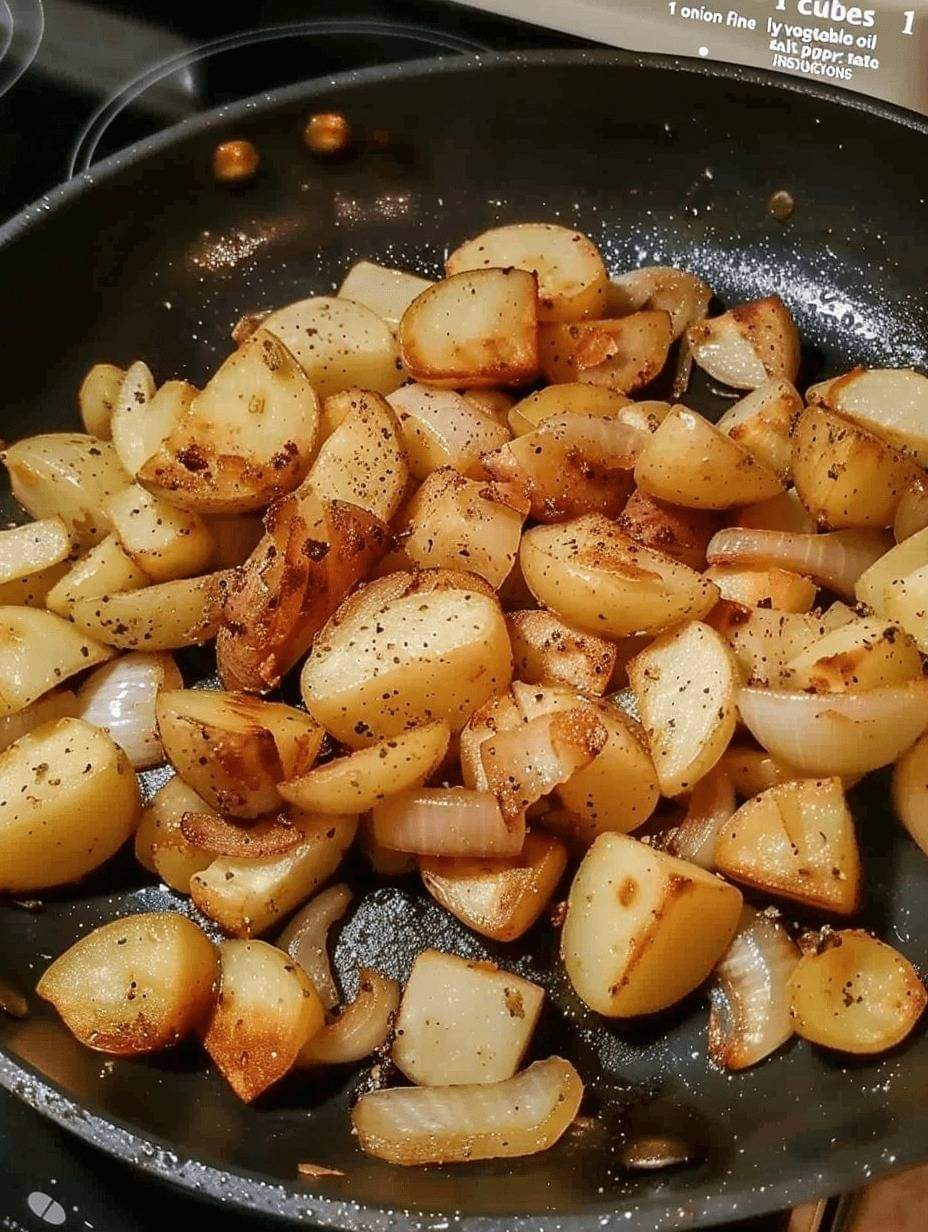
[
  {"xmin": 617, "ymin": 489, "xmax": 721, "ymax": 571},
  {"xmin": 446, "ymin": 223, "xmax": 608, "ymax": 322},
  {"xmin": 68, "ymin": 571, "xmax": 230, "ymax": 650},
  {"xmin": 855, "ymin": 524, "xmax": 928, "ymax": 613},
  {"xmin": 792, "ymin": 406, "xmax": 920, "ymax": 530},
  {"xmin": 0, "ymin": 517, "xmax": 70, "ymax": 587},
  {"xmin": 0, "ymin": 606, "xmax": 112, "ymax": 716},
  {"xmin": 506, "ymin": 609, "xmax": 617, "ymax": 696},
  {"xmin": 782, "ymin": 617, "xmax": 922, "ymax": 692},
  {"xmin": 788, "ymin": 931, "xmax": 926, "ymax": 1054},
  {"xmin": 715, "ymin": 778, "xmax": 861, "ymax": 914},
  {"xmin": 538, "ymin": 311, "xmax": 672, "ymax": 394},
  {"xmin": 79, "ymin": 362, "xmax": 125, "ymax": 439},
  {"xmin": 0, "ymin": 718, "xmax": 140, "ymax": 892},
  {"xmin": 300, "ymin": 574, "xmax": 513, "ymax": 748},
  {"xmin": 338, "ymin": 260, "xmax": 433, "ymax": 327},
  {"xmin": 519, "ymin": 514, "xmax": 718, "ymax": 639},
  {"xmin": 138, "ymin": 330, "xmax": 320, "ymax": 514},
  {"xmin": 279, "ymin": 720, "xmax": 450, "ymax": 814},
  {"xmin": 201, "ymin": 939, "xmax": 323, "ymax": 1101},
  {"xmin": 606, "ymin": 265, "xmax": 711, "ymax": 340},
  {"xmin": 400, "ymin": 268, "xmax": 539, "ymax": 388},
  {"xmin": 561, "ymin": 832, "xmax": 742, "ymax": 1016},
  {"xmin": 134, "ymin": 775, "xmax": 215, "ymax": 891},
  {"xmin": 709, "ymin": 604, "xmax": 824, "ymax": 687},
  {"xmin": 507, "ymin": 383, "xmax": 632, "ymax": 436},
  {"xmin": 392, "ymin": 950, "xmax": 544, "ymax": 1084},
  {"xmin": 156, "ymin": 689, "xmax": 323, "ymax": 818},
  {"xmin": 704, "ymin": 564, "xmax": 817, "ymax": 613},
  {"xmin": 38, "ymin": 913, "xmax": 217, "ymax": 1055},
  {"xmin": 715, "ymin": 378, "xmax": 802, "ymax": 479},
  {"xmin": 635, "ymin": 406, "xmax": 783, "ymax": 509},
  {"xmin": 112, "ymin": 372, "xmax": 196, "ymax": 478},
  {"xmin": 45, "ymin": 533, "xmax": 150, "ymax": 616},
  {"xmin": 459, "ymin": 689, "xmax": 524, "ymax": 791},
  {"xmin": 302, "ymin": 391, "xmax": 407, "ymax": 523},
  {"xmin": 106, "ymin": 484, "xmax": 215, "ymax": 582},
  {"xmin": 264, "ymin": 295, "xmax": 403, "ymax": 397},
  {"xmin": 2, "ymin": 433, "xmax": 132, "ymax": 548},
  {"xmin": 807, "ymin": 367, "xmax": 928, "ymax": 465},
  {"xmin": 688, "ymin": 295, "xmax": 800, "ymax": 390},
  {"xmin": 189, "ymin": 811, "xmax": 357, "ymax": 937},
  {"xmin": 387, "ymin": 384, "xmax": 509, "ymax": 479},
  {"xmin": 420, "ymin": 832, "xmax": 568, "ymax": 942}
]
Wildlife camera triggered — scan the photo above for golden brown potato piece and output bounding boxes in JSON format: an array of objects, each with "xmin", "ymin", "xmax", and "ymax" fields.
[
  {"xmin": 715, "ymin": 378, "xmax": 802, "ymax": 480},
  {"xmin": 400, "ymin": 268, "xmax": 539, "ymax": 388},
  {"xmin": 506, "ymin": 609, "xmax": 617, "ymax": 696},
  {"xmin": 715, "ymin": 778, "xmax": 861, "ymax": 914},
  {"xmin": 708, "ymin": 603, "xmax": 824, "ymax": 687},
  {"xmin": 138, "ymin": 330, "xmax": 319, "ymax": 514},
  {"xmin": 156, "ymin": 689, "xmax": 323, "ymax": 818},
  {"xmin": 806, "ymin": 367, "xmax": 928, "ymax": 465},
  {"xmin": 561, "ymin": 832, "xmax": 742, "ymax": 1016},
  {"xmin": 606, "ymin": 265, "xmax": 711, "ymax": 339},
  {"xmin": 781, "ymin": 617, "xmax": 922, "ymax": 692},
  {"xmin": 617, "ymin": 488, "xmax": 721, "ymax": 571},
  {"xmin": 0, "ymin": 518, "xmax": 70, "ymax": 586},
  {"xmin": 38, "ymin": 913, "xmax": 217, "ymax": 1055},
  {"xmin": 106, "ymin": 483, "xmax": 215, "ymax": 583},
  {"xmin": 704, "ymin": 564, "xmax": 817, "ymax": 613},
  {"xmin": 387, "ymin": 384, "xmax": 510, "ymax": 480},
  {"xmin": 112, "ymin": 373, "xmax": 196, "ymax": 479},
  {"xmin": 79, "ymin": 362, "xmax": 125, "ymax": 439},
  {"xmin": 538, "ymin": 311, "xmax": 672, "ymax": 394},
  {"xmin": 134, "ymin": 775, "xmax": 215, "ymax": 892},
  {"xmin": 736, "ymin": 488, "xmax": 816, "ymax": 534},
  {"xmin": 0, "ymin": 606, "xmax": 112, "ymax": 716},
  {"xmin": 201, "ymin": 939, "xmax": 324, "ymax": 1101},
  {"xmin": 507, "ymin": 383, "xmax": 632, "ymax": 435},
  {"xmin": 459, "ymin": 689, "xmax": 524, "ymax": 792},
  {"xmin": 45, "ymin": 534, "xmax": 150, "ymax": 616},
  {"xmin": 337, "ymin": 260, "xmax": 433, "ymax": 328},
  {"xmin": 68, "ymin": 570, "xmax": 231, "ymax": 651},
  {"xmin": 688, "ymin": 295, "xmax": 800, "ymax": 390}
]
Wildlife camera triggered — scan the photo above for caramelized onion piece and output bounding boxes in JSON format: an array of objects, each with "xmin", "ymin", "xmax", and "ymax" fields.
[
  {"xmin": 372, "ymin": 788, "xmax": 525, "ymax": 858},
  {"xmin": 709, "ymin": 907, "xmax": 800, "ymax": 1070},
  {"xmin": 300, "ymin": 968, "xmax": 400, "ymax": 1066},
  {"xmin": 179, "ymin": 811, "xmax": 302, "ymax": 858},
  {"xmin": 352, "ymin": 1056, "xmax": 583, "ymax": 1166},
  {"xmin": 277, "ymin": 883, "xmax": 353, "ymax": 1009},
  {"xmin": 706, "ymin": 527, "xmax": 892, "ymax": 599}
]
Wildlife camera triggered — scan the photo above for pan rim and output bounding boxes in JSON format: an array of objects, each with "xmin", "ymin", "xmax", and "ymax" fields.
[{"xmin": 1, "ymin": 45, "xmax": 927, "ymax": 1232}]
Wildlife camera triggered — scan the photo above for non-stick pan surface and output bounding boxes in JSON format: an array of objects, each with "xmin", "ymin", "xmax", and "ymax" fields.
[{"xmin": 2, "ymin": 49, "xmax": 928, "ymax": 1232}]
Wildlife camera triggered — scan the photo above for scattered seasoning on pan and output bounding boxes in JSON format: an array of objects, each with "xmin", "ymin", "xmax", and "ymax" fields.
[
  {"xmin": 303, "ymin": 113, "xmax": 352, "ymax": 156},
  {"xmin": 0, "ymin": 975, "xmax": 29, "ymax": 1019},
  {"xmin": 212, "ymin": 140, "xmax": 260, "ymax": 184},
  {"xmin": 618, "ymin": 1134, "xmax": 700, "ymax": 1172},
  {"xmin": 767, "ymin": 189, "xmax": 795, "ymax": 222}
]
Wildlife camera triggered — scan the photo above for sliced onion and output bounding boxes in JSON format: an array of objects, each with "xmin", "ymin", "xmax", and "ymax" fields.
[
  {"xmin": 296, "ymin": 1162, "xmax": 344, "ymax": 1179},
  {"xmin": 277, "ymin": 882, "xmax": 352, "ymax": 1009},
  {"xmin": 300, "ymin": 968, "xmax": 400, "ymax": 1066},
  {"xmin": 77, "ymin": 651, "xmax": 182, "ymax": 769},
  {"xmin": 480, "ymin": 708, "xmax": 607, "ymax": 824},
  {"xmin": 372, "ymin": 788, "xmax": 525, "ymax": 858},
  {"xmin": 180, "ymin": 811, "xmax": 302, "ymax": 858},
  {"xmin": 738, "ymin": 680, "xmax": 928, "ymax": 776},
  {"xmin": 665, "ymin": 767, "xmax": 735, "ymax": 870},
  {"xmin": 708, "ymin": 906, "xmax": 800, "ymax": 1070},
  {"xmin": 352, "ymin": 1056, "xmax": 583, "ymax": 1166},
  {"xmin": 0, "ymin": 688, "xmax": 78, "ymax": 754},
  {"xmin": 706, "ymin": 527, "xmax": 892, "ymax": 599}
]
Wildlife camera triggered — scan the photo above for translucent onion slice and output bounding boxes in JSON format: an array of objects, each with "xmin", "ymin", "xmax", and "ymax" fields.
[
  {"xmin": 300, "ymin": 968, "xmax": 400, "ymax": 1066},
  {"xmin": 708, "ymin": 906, "xmax": 800, "ymax": 1070},
  {"xmin": 480, "ymin": 708, "xmax": 607, "ymax": 824},
  {"xmin": 352, "ymin": 1056, "xmax": 583, "ymax": 1166},
  {"xmin": 0, "ymin": 688, "xmax": 78, "ymax": 753},
  {"xmin": 277, "ymin": 882, "xmax": 352, "ymax": 1009},
  {"xmin": 738, "ymin": 680, "xmax": 928, "ymax": 776},
  {"xmin": 894, "ymin": 477, "xmax": 928, "ymax": 543},
  {"xmin": 706, "ymin": 527, "xmax": 892, "ymax": 599},
  {"xmin": 76, "ymin": 651, "xmax": 182, "ymax": 769},
  {"xmin": 372, "ymin": 788, "xmax": 525, "ymax": 858},
  {"xmin": 665, "ymin": 767, "xmax": 735, "ymax": 870}
]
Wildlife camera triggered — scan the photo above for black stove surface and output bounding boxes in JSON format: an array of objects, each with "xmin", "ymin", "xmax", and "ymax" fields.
[{"xmin": 0, "ymin": 3, "xmax": 790, "ymax": 1230}]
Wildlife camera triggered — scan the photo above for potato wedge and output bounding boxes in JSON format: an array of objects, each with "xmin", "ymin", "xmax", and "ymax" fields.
[
  {"xmin": 338, "ymin": 259, "xmax": 433, "ymax": 327},
  {"xmin": 108, "ymin": 361, "xmax": 155, "ymax": 472},
  {"xmin": 45, "ymin": 533, "xmax": 150, "ymax": 616},
  {"xmin": 392, "ymin": 950, "xmax": 544, "ymax": 1085},
  {"xmin": 400, "ymin": 268, "xmax": 539, "ymax": 388},
  {"xmin": 704, "ymin": 564, "xmax": 817, "ymax": 613},
  {"xmin": 387, "ymin": 384, "xmax": 509, "ymax": 479},
  {"xmin": 0, "ymin": 560, "xmax": 70, "ymax": 609},
  {"xmin": 156, "ymin": 689, "xmax": 323, "ymax": 818},
  {"xmin": 606, "ymin": 265, "xmax": 711, "ymax": 340},
  {"xmin": 736, "ymin": 488, "xmax": 816, "ymax": 534},
  {"xmin": 303, "ymin": 391, "xmax": 407, "ymax": 523},
  {"xmin": 715, "ymin": 378, "xmax": 802, "ymax": 479},
  {"xmin": 396, "ymin": 468, "xmax": 527, "ymax": 588},
  {"xmin": 788, "ymin": 931, "xmax": 926, "ymax": 1054},
  {"xmin": 135, "ymin": 775, "xmax": 215, "ymax": 891},
  {"xmin": 0, "ymin": 688, "xmax": 78, "ymax": 755},
  {"xmin": 792, "ymin": 406, "xmax": 920, "ymax": 530},
  {"xmin": 106, "ymin": 484, "xmax": 215, "ymax": 582},
  {"xmin": 561, "ymin": 832, "xmax": 742, "ymax": 1016},
  {"xmin": 279, "ymin": 721, "xmax": 450, "ymax": 815},
  {"xmin": 782, "ymin": 617, "xmax": 922, "ymax": 692},
  {"xmin": 628, "ymin": 620, "xmax": 738, "ymax": 797},
  {"xmin": 206, "ymin": 513, "xmax": 264, "ymax": 569},
  {"xmin": 264, "ymin": 295, "xmax": 403, "ymax": 397},
  {"xmin": 79, "ymin": 362, "xmax": 125, "ymax": 439},
  {"xmin": 446, "ymin": 223, "xmax": 608, "ymax": 322},
  {"xmin": 807, "ymin": 367, "xmax": 928, "ymax": 465},
  {"xmin": 715, "ymin": 778, "xmax": 861, "ymax": 914},
  {"xmin": 720, "ymin": 745, "xmax": 819, "ymax": 798},
  {"xmin": 68, "ymin": 570, "xmax": 230, "ymax": 650},
  {"xmin": 420, "ymin": 832, "xmax": 567, "ymax": 942},
  {"xmin": 709, "ymin": 604, "xmax": 825, "ymax": 687},
  {"xmin": 0, "ymin": 517, "xmax": 70, "ymax": 585},
  {"xmin": 2, "ymin": 433, "xmax": 131, "ymax": 548},
  {"xmin": 538, "ymin": 311, "xmax": 672, "ymax": 393},
  {"xmin": 506, "ymin": 609, "xmax": 617, "ymax": 696},
  {"xmin": 635, "ymin": 406, "xmax": 783, "ymax": 509},
  {"xmin": 0, "ymin": 606, "xmax": 112, "ymax": 716},
  {"xmin": 519, "ymin": 514, "xmax": 718, "ymax": 639},
  {"xmin": 38, "ymin": 913, "xmax": 217, "ymax": 1055},
  {"xmin": 190, "ymin": 811, "xmax": 356, "ymax": 937},
  {"xmin": 463, "ymin": 388, "xmax": 515, "ymax": 423},
  {"xmin": 893, "ymin": 729, "xmax": 928, "ymax": 860},
  {"xmin": 0, "ymin": 718, "xmax": 139, "ymax": 892},
  {"xmin": 301, "ymin": 574, "xmax": 512, "ymax": 748},
  {"xmin": 881, "ymin": 564, "xmax": 928, "ymax": 654},
  {"xmin": 855, "ymin": 524, "xmax": 928, "ymax": 613},
  {"xmin": 201, "ymin": 939, "xmax": 323, "ymax": 1101},
  {"xmin": 459, "ymin": 689, "xmax": 524, "ymax": 792},
  {"xmin": 507, "ymin": 383, "xmax": 632, "ymax": 436},
  {"xmin": 617, "ymin": 489, "xmax": 721, "ymax": 571},
  {"xmin": 139, "ymin": 330, "xmax": 319, "ymax": 514},
  {"xmin": 688, "ymin": 295, "xmax": 800, "ymax": 389},
  {"xmin": 113, "ymin": 374, "xmax": 196, "ymax": 478},
  {"xmin": 894, "ymin": 476, "xmax": 928, "ymax": 543}
]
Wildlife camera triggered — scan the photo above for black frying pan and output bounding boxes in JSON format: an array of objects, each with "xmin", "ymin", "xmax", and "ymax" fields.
[{"xmin": 2, "ymin": 48, "xmax": 928, "ymax": 1232}]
